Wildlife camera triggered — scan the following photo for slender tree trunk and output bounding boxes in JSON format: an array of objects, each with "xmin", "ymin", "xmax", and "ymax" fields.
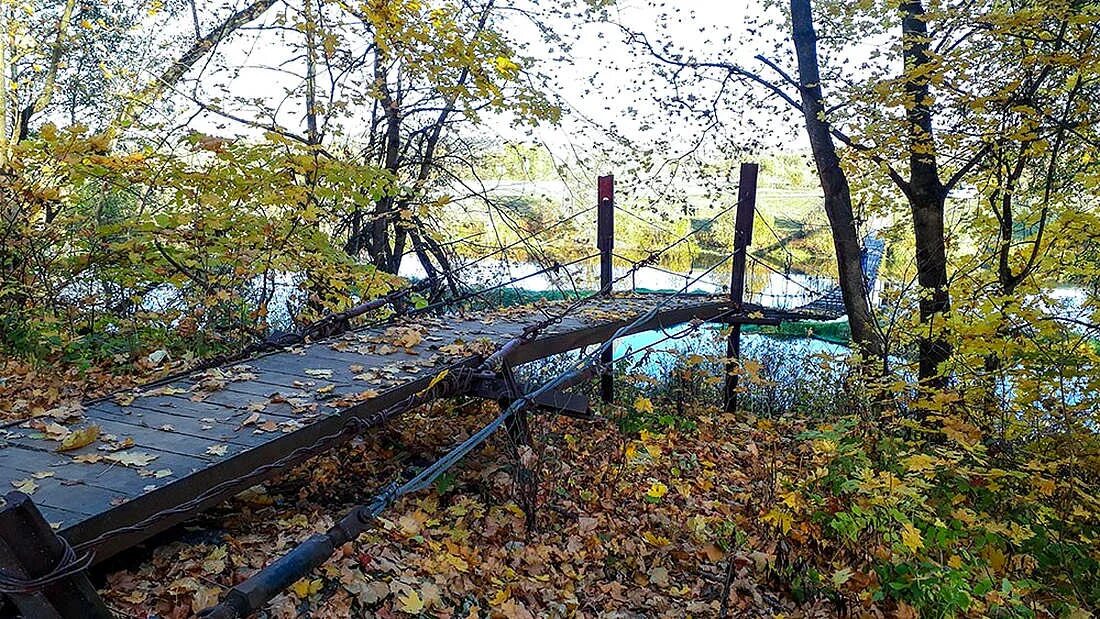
[
  {"xmin": 303, "ymin": 0, "xmax": 319, "ymax": 146},
  {"xmin": 189, "ymin": 0, "xmax": 202, "ymax": 38},
  {"xmin": 8, "ymin": 0, "xmax": 75, "ymax": 144},
  {"xmin": 370, "ymin": 58, "xmax": 401, "ymax": 270},
  {"xmin": 0, "ymin": 1, "xmax": 9, "ymax": 166},
  {"xmin": 789, "ymin": 0, "xmax": 882, "ymax": 358},
  {"xmin": 901, "ymin": 0, "xmax": 951, "ymax": 384},
  {"xmin": 348, "ymin": 0, "xmax": 493, "ymax": 276}
]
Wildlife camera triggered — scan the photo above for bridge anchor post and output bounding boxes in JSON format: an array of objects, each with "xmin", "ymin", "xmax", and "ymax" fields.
[
  {"xmin": 724, "ymin": 162, "xmax": 758, "ymax": 413},
  {"xmin": 0, "ymin": 492, "xmax": 113, "ymax": 619},
  {"xmin": 597, "ymin": 173, "xmax": 615, "ymax": 403}
]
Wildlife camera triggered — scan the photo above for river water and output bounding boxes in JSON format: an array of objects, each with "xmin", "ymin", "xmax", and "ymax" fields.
[{"xmin": 119, "ymin": 253, "xmax": 1088, "ymax": 389}]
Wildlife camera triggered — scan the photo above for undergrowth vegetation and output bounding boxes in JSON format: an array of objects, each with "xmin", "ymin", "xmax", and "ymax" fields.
[{"xmin": 630, "ymin": 345, "xmax": 1100, "ymax": 617}]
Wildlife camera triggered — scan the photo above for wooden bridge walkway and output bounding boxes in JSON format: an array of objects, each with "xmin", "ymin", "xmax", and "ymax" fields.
[{"xmin": 0, "ymin": 294, "xmax": 811, "ymax": 564}]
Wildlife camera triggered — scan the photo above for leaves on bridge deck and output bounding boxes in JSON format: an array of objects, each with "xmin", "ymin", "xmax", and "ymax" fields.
[{"xmin": 56, "ymin": 424, "xmax": 100, "ymax": 452}]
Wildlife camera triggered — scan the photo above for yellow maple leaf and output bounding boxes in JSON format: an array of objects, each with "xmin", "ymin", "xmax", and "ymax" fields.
[
  {"xmin": 633, "ymin": 397, "xmax": 654, "ymax": 414},
  {"xmin": 57, "ymin": 425, "xmax": 100, "ymax": 452},
  {"xmin": 494, "ymin": 55, "xmax": 520, "ymax": 76},
  {"xmin": 642, "ymin": 530, "xmax": 671, "ymax": 547},
  {"xmin": 763, "ymin": 508, "xmax": 793, "ymax": 534},
  {"xmin": 942, "ymin": 416, "xmax": 982, "ymax": 447},
  {"xmin": 645, "ymin": 481, "xmax": 668, "ymax": 501},
  {"xmin": 488, "ymin": 588, "xmax": 509, "ymax": 606},
  {"xmin": 780, "ymin": 490, "xmax": 806, "ymax": 512},
  {"xmin": 900, "ymin": 523, "xmax": 923, "ymax": 554},
  {"xmin": 398, "ymin": 590, "xmax": 425, "ymax": 614},
  {"xmin": 290, "ymin": 577, "xmax": 323, "ymax": 599},
  {"xmin": 902, "ymin": 453, "xmax": 937, "ymax": 472}
]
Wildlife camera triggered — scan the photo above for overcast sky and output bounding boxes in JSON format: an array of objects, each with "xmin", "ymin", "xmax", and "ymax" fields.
[{"xmin": 511, "ymin": 1, "xmax": 809, "ymax": 164}]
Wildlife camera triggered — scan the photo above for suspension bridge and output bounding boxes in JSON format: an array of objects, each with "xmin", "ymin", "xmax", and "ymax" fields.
[{"xmin": 0, "ymin": 163, "xmax": 884, "ymax": 618}]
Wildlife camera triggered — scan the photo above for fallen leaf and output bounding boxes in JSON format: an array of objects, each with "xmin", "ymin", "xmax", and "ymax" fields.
[
  {"xmin": 191, "ymin": 587, "xmax": 220, "ymax": 614},
  {"xmin": 645, "ymin": 480, "xmax": 668, "ymax": 501},
  {"xmin": 398, "ymin": 590, "xmax": 424, "ymax": 614},
  {"xmin": 106, "ymin": 451, "xmax": 158, "ymax": 467},
  {"xmin": 202, "ymin": 546, "xmax": 227, "ymax": 574},
  {"xmin": 701, "ymin": 543, "xmax": 725, "ymax": 562},
  {"xmin": 832, "ymin": 567, "xmax": 854, "ymax": 587},
  {"xmin": 11, "ymin": 479, "xmax": 38, "ymax": 494},
  {"xmin": 291, "ymin": 577, "xmax": 323, "ymax": 599},
  {"xmin": 648, "ymin": 566, "xmax": 670, "ymax": 587}
]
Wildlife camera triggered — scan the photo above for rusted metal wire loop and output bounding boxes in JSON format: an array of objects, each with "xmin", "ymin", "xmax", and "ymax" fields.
[{"xmin": 0, "ymin": 536, "xmax": 94, "ymax": 595}]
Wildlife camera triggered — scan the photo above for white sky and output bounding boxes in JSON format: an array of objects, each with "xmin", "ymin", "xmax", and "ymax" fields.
[{"xmin": 163, "ymin": 0, "xmax": 807, "ymax": 162}]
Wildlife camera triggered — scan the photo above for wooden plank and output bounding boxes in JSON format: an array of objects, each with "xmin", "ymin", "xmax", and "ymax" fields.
[
  {"xmin": 5, "ymin": 416, "xmax": 238, "ymax": 463},
  {"xmin": 89, "ymin": 403, "xmax": 285, "ymax": 448},
  {"xmin": 506, "ymin": 300, "xmax": 735, "ymax": 365},
  {"xmin": 178, "ymin": 387, "xmax": 320, "ymax": 420},
  {"xmin": 5, "ymin": 474, "xmax": 124, "ymax": 518},
  {"xmin": 0, "ymin": 443, "xmax": 205, "ymax": 508}
]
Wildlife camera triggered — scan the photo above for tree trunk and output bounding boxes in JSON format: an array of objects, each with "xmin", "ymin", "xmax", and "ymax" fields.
[
  {"xmin": 789, "ymin": 0, "xmax": 882, "ymax": 358},
  {"xmin": 365, "ymin": 55, "xmax": 401, "ymax": 271},
  {"xmin": 901, "ymin": 0, "xmax": 951, "ymax": 384},
  {"xmin": 911, "ymin": 191, "xmax": 950, "ymax": 381}
]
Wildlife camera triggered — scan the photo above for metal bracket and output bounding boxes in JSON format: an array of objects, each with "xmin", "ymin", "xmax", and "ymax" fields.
[{"xmin": 471, "ymin": 375, "xmax": 592, "ymax": 420}]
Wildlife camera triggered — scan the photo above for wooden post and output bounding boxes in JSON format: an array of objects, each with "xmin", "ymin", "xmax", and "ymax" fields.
[
  {"xmin": 724, "ymin": 163, "xmax": 758, "ymax": 413},
  {"xmin": 0, "ymin": 492, "xmax": 112, "ymax": 619},
  {"xmin": 597, "ymin": 174, "xmax": 615, "ymax": 403}
]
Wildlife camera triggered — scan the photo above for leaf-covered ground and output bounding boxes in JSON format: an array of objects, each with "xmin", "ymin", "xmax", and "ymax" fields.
[{"xmin": 96, "ymin": 399, "xmax": 834, "ymax": 618}]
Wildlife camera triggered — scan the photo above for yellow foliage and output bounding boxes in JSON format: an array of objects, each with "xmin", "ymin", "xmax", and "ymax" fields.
[
  {"xmin": 900, "ymin": 523, "xmax": 923, "ymax": 554},
  {"xmin": 645, "ymin": 481, "xmax": 668, "ymax": 501}
]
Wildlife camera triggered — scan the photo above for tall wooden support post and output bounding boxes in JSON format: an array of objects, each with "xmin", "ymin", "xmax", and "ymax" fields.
[
  {"xmin": 597, "ymin": 174, "xmax": 615, "ymax": 403},
  {"xmin": 0, "ymin": 492, "xmax": 112, "ymax": 619},
  {"xmin": 724, "ymin": 163, "xmax": 758, "ymax": 413}
]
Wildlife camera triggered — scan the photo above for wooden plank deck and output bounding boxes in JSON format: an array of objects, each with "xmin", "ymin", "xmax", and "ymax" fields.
[{"xmin": 0, "ymin": 294, "xmax": 799, "ymax": 562}]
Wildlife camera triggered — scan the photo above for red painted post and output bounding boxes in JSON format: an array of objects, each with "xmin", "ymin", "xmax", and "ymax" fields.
[
  {"xmin": 597, "ymin": 174, "xmax": 614, "ymax": 403},
  {"xmin": 724, "ymin": 163, "xmax": 758, "ymax": 413}
]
